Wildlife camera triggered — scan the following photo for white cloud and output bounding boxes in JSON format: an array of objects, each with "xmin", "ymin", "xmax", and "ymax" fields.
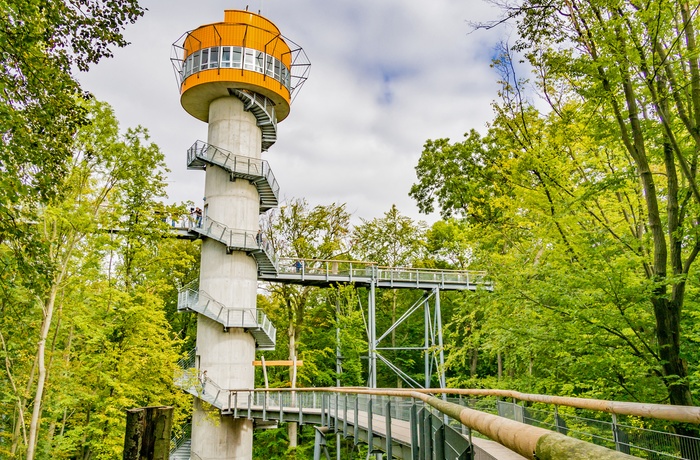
[{"xmin": 77, "ymin": 0, "xmax": 506, "ymax": 224}]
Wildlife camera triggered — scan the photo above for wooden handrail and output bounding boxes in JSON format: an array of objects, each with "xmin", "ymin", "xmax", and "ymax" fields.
[{"xmin": 228, "ymin": 386, "xmax": 700, "ymax": 424}]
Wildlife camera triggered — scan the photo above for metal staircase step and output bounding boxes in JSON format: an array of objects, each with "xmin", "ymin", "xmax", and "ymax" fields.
[
  {"xmin": 228, "ymin": 89, "xmax": 278, "ymax": 151},
  {"xmin": 178, "ymin": 286, "xmax": 276, "ymax": 350},
  {"xmin": 169, "ymin": 439, "xmax": 191, "ymax": 460},
  {"xmin": 186, "ymin": 141, "xmax": 280, "ymax": 212}
]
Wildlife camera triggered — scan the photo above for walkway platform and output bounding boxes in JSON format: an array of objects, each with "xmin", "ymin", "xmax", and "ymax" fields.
[
  {"xmin": 173, "ymin": 223, "xmax": 492, "ymax": 291},
  {"xmin": 173, "ymin": 378, "xmax": 523, "ymax": 460},
  {"xmin": 259, "ymin": 260, "xmax": 492, "ymax": 291}
]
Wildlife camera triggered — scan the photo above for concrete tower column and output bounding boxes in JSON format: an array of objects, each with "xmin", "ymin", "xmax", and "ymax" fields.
[
  {"xmin": 191, "ymin": 97, "xmax": 260, "ymax": 459},
  {"xmin": 174, "ymin": 9, "xmax": 307, "ymax": 460}
]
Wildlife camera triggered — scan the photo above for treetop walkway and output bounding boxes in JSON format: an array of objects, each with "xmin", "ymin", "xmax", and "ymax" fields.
[
  {"xmin": 171, "ymin": 368, "xmax": 700, "ymax": 460},
  {"xmin": 172, "ymin": 217, "xmax": 492, "ymax": 291}
]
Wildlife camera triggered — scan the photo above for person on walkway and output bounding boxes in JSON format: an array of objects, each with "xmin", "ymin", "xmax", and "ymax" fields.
[
  {"xmin": 195, "ymin": 207, "xmax": 202, "ymax": 227},
  {"xmin": 294, "ymin": 260, "xmax": 303, "ymax": 273},
  {"xmin": 256, "ymin": 229, "xmax": 263, "ymax": 247},
  {"xmin": 199, "ymin": 370, "xmax": 207, "ymax": 395},
  {"xmin": 189, "ymin": 207, "xmax": 196, "ymax": 228}
]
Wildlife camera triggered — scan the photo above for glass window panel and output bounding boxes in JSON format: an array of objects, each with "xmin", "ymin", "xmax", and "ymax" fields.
[
  {"xmin": 232, "ymin": 47, "xmax": 242, "ymax": 68},
  {"xmin": 221, "ymin": 47, "xmax": 231, "ymax": 67},
  {"xmin": 192, "ymin": 51, "xmax": 200, "ymax": 73},
  {"xmin": 244, "ymin": 48, "xmax": 255, "ymax": 70},
  {"xmin": 255, "ymin": 51, "xmax": 264, "ymax": 73},
  {"xmin": 274, "ymin": 60, "xmax": 281, "ymax": 80},
  {"xmin": 210, "ymin": 47, "xmax": 219, "ymax": 68},
  {"xmin": 201, "ymin": 49, "xmax": 209, "ymax": 69},
  {"xmin": 266, "ymin": 55, "xmax": 274, "ymax": 76}
]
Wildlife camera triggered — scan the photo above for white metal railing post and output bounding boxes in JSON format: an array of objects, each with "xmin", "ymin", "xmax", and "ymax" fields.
[
  {"xmin": 292, "ymin": 391, "xmax": 304, "ymax": 425},
  {"xmin": 263, "ymin": 390, "xmax": 267, "ymax": 421}
]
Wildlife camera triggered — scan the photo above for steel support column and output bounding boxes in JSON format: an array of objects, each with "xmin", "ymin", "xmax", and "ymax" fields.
[
  {"xmin": 410, "ymin": 403, "xmax": 419, "ymax": 460},
  {"xmin": 385, "ymin": 399, "xmax": 393, "ymax": 459},
  {"xmin": 368, "ymin": 279, "xmax": 377, "ymax": 388}
]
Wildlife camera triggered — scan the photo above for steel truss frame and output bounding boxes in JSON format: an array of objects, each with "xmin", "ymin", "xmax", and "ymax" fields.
[{"xmin": 361, "ymin": 284, "xmax": 447, "ymax": 390}]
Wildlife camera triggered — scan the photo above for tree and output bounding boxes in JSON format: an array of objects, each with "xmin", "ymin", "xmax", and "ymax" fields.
[
  {"xmin": 425, "ymin": 219, "xmax": 476, "ymax": 269},
  {"xmin": 412, "ymin": 3, "xmax": 700, "ymax": 421},
  {"xmin": 262, "ymin": 199, "xmax": 351, "ymax": 449},
  {"xmin": 264, "ymin": 199, "xmax": 352, "ymax": 370},
  {"xmin": 410, "ymin": 130, "xmax": 509, "ymax": 223},
  {"xmin": 412, "ymin": 93, "xmax": 679, "ymax": 394},
  {"xmin": 486, "ymin": 0, "xmax": 700, "ymax": 412},
  {"xmin": 0, "ymin": 100, "xmax": 190, "ymax": 459},
  {"xmin": 0, "ymin": 0, "xmax": 145, "ymax": 246}
]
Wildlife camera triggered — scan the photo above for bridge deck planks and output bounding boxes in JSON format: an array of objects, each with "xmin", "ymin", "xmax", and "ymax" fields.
[{"xmin": 243, "ymin": 403, "xmax": 526, "ymax": 460}]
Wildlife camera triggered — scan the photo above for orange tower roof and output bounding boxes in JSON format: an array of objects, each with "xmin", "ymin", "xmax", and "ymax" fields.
[{"xmin": 177, "ymin": 10, "xmax": 295, "ymax": 122}]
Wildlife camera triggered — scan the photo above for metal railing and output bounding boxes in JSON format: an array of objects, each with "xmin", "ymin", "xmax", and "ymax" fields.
[
  {"xmin": 256, "ymin": 310, "xmax": 276, "ymax": 345},
  {"xmin": 191, "ymin": 217, "xmax": 279, "ymax": 270},
  {"xmin": 180, "ymin": 348, "xmax": 196, "ymax": 367},
  {"xmin": 187, "ymin": 140, "xmax": 280, "ymax": 198},
  {"xmin": 494, "ymin": 400, "xmax": 700, "ymax": 459},
  {"xmin": 169, "ymin": 423, "xmax": 191, "ymax": 458},
  {"xmin": 210, "ymin": 388, "xmax": 698, "ymax": 460},
  {"xmin": 375, "ymin": 265, "xmax": 491, "ymax": 287},
  {"xmin": 231, "ymin": 89, "xmax": 278, "ymax": 130},
  {"xmin": 275, "ymin": 257, "xmax": 493, "ymax": 289},
  {"xmin": 177, "ymin": 288, "xmax": 276, "ymax": 344}
]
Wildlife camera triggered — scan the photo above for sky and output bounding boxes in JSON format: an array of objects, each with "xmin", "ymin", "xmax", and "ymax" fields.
[{"xmin": 77, "ymin": 0, "xmax": 506, "ymax": 225}]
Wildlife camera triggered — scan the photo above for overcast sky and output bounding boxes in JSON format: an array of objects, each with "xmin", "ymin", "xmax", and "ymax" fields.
[{"xmin": 77, "ymin": 0, "xmax": 506, "ymax": 225}]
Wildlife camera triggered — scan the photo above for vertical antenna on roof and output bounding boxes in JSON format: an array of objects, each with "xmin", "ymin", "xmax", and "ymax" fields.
[{"xmin": 245, "ymin": 5, "xmax": 249, "ymax": 11}]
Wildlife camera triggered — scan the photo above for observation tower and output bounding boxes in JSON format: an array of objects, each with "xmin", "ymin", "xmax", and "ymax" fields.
[{"xmin": 172, "ymin": 10, "xmax": 308, "ymax": 459}]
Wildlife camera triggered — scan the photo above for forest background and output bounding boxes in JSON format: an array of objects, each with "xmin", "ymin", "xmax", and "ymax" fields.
[{"xmin": 1, "ymin": 0, "xmax": 700, "ymax": 459}]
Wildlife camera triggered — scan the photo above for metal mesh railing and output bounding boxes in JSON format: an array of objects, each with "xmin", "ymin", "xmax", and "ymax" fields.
[
  {"xmin": 174, "ymin": 385, "xmax": 699, "ymax": 459},
  {"xmin": 231, "ymin": 89, "xmax": 278, "ymax": 130},
  {"xmin": 275, "ymin": 257, "xmax": 492, "ymax": 289},
  {"xmin": 169, "ymin": 423, "xmax": 191, "ymax": 457},
  {"xmin": 193, "ymin": 217, "xmax": 278, "ymax": 268},
  {"xmin": 177, "ymin": 289, "xmax": 276, "ymax": 346},
  {"xmin": 187, "ymin": 140, "xmax": 280, "ymax": 198},
  {"xmin": 496, "ymin": 400, "xmax": 700, "ymax": 459}
]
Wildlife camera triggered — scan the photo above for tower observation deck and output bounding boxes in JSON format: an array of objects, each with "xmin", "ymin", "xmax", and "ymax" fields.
[{"xmin": 171, "ymin": 10, "xmax": 309, "ymax": 460}]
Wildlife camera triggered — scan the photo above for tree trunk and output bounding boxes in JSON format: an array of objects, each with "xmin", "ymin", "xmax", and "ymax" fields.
[
  {"xmin": 653, "ymin": 297, "xmax": 693, "ymax": 406},
  {"xmin": 122, "ymin": 406, "xmax": 173, "ymax": 460},
  {"xmin": 26, "ymin": 229, "xmax": 78, "ymax": 460},
  {"xmin": 26, "ymin": 283, "xmax": 60, "ymax": 460},
  {"xmin": 497, "ymin": 352, "xmax": 503, "ymax": 380},
  {"xmin": 469, "ymin": 348, "xmax": 478, "ymax": 377}
]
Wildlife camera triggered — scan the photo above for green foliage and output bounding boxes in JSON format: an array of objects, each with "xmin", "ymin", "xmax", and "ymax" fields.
[
  {"xmin": 410, "ymin": 130, "xmax": 509, "ymax": 222},
  {"xmin": 0, "ymin": 99, "xmax": 191, "ymax": 459},
  {"xmin": 262, "ymin": 200, "xmax": 354, "ymax": 387},
  {"xmin": 410, "ymin": 54, "xmax": 699, "ymax": 407},
  {"xmin": 0, "ymin": 0, "xmax": 145, "ymax": 257},
  {"xmin": 497, "ymin": 0, "xmax": 700, "ymax": 409},
  {"xmin": 352, "ymin": 204, "xmax": 427, "ymax": 266},
  {"xmin": 253, "ymin": 424, "xmax": 367, "ymax": 459}
]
